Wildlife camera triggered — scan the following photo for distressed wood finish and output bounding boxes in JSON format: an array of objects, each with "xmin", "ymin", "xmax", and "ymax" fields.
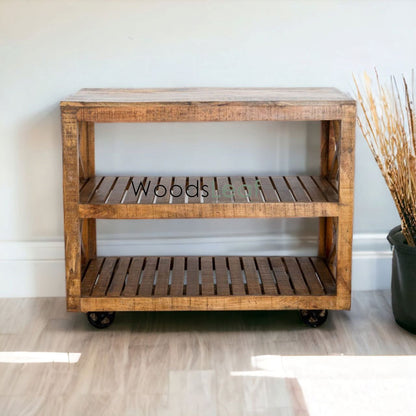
[
  {"xmin": 61, "ymin": 87, "xmax": 353, "ymax": 123},
  {"xmin": 63, "ymin": 87, "xmax": 355, "ymax": 104},
  {"xmin": 61, "ymin": 88, "xmax": 356, "ymax": 314},
  {"xmin": 335, "ymin": 105, "xmax": 356, "ymax": 309},
  {"xmin": 78, "ymin": 175, "xmax": 339, "ymax": 219},
  {"xmin": 61, "ymin": 107, "xmax": 81, "ymax": 311},
  {"xmin": 80, "ymin": 255, "xmax": 336, "ymax": 311}
]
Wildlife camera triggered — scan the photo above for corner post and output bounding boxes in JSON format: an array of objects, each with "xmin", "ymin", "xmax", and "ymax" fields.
[
  {"xmin": 61, "ymin": 106, "xmax": 81, "ymax": 311},
  {"xmin": 335, "ymin": 105, "xmax": 356, "ymax": 309}
]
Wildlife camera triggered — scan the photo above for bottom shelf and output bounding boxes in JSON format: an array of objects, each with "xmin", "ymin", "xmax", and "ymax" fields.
[{"xmin": 80, "ymin": 256, "xmax": 338, "ymax": 311}]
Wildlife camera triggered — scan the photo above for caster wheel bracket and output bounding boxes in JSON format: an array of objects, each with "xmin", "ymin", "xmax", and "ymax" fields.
[
  {"xmin": 87, "ymin": 311, "xmax": 116, "ymax": 329},
  {"xmin": 300, "ymin": 309, "xmax": 328, "ymax": 328}
]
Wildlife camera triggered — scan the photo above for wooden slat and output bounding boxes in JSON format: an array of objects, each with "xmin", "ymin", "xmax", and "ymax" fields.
[
  {"xmin": 107, "ymin": 177, "xmax": 130, "ymax": 204},
  {"xmin": 283, "ymin": 257, "xmax": 309, "ymax": 295},
  {"xmin": 311, "ymin": 257, "xmax": 336, "ymax": 295},
  {"xmin": 107, "ymin": 257, "xmax": 131, "ymax": 297},
  {"xmin": 313, "ymin": 176, "xmax": 338, "ymax": 202},
  {"xmin": 81, "ymin": 258, "xmax": 104, "ymax": 297},
  {"xmin": 139, "ymin": 177, "xmax": 159, "ymax": 204},
  {"xmin": 202, "ymin": 177, "xmax": 216, "ymax": 203},
  {"xmin": 186, "ymin": 257, "xmax": 200, "ymax": 296},
  {"xmin": 285, "ymin": 177, "xmax": 310, "ymax": 202},
  {"xmin": 137, "ymin": 257, "xmax": 158, "ymax": 296},
  {"xmin": 229, "ymin": 177, "xmax": 248, "ymax": 203},
  {"xmin": 187, "ymin": 177, "xmax": 201, "ymax": 203},
  {"xmin": 269, "ymin": 257, "xmax": 294, "ymax": 295},
  {"xmin": 242, "ymin": 257, "xmax": 262, "ymax": 295},
  {"xmin": 170, "ymin": 257, "xmax": 185, "ymax": 296},
  {"xmin": 80, "ymin": 177, "xmax": 103, "ymax": 203},
  {"xmin": 228, "ymin": 257, "xmax": 246, "ymax": 296},
  {"xmin": 171, "ymin": 177, "xmax": 186, "ymax": 204},
  {"xmin": 154, "ymin": 256, "xmax": 171, "ymax": 296},
  {"xmin": 155, "ymin": 177, "xmax": 172, "ymax": 204},
  {"xmin": 214, "ymin": 256, "xmax": 230, "ymax": 296},
  {"xmin": 124, "ymin": 176, "xmax": 146, "ymax": 204},
  {"xmin": 90, "ymin": 177, "xmax": 117, "ymax": 204},
  {"xmin": 272, "ymin": 177, "xmax": 294, "ymax": 202},
  {"xmin": 216, "ymin": 177, "xmax": 233, "ymax": 203},
  {"xmin": 298, "ymin": 176, "xmax": 327, "ymax": 202},
  {"xmin": 255, "ymin": 257, "xmax": 278, "ymax": 295},
  {"xmin": 243, "ymin": 176, "xmax": 263, "ymax": 202},
  {"xmin": 122, "ymin": 257, "xmax": 145, "ymax": 297},
  {"xmin": 297, "ymin": 257, "xmax": 325, "ymax": 295},
  {"xmin": 200, "ymin": 257, "xmax": 215, "ymax": 296},
  {"xmin": 91, "ymin": 257, "xmax": 118, "ymax": 297},
  {"xmin": 257, "ymin": 176, "xmax": 279, "ymax": 202}
]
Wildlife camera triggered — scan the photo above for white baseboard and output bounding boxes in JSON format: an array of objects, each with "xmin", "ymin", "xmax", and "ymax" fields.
[{"xmin": 0, "ymin": 234, "xmax": 392, "ymax": 297}]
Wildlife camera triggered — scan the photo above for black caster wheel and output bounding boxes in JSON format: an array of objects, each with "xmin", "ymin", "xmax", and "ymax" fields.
[
  {"xmin": 87, "ymin": 312, "xmax": 116, "ymax": 329},
  {"xmin": 299, "ymin": 309, "xmax": 328, "ymax": 328}
]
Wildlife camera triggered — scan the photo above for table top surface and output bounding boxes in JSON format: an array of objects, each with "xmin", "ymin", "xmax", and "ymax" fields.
[{"xmin": 61, "ymin": 87, "xmax": 355, "ymax": 106}]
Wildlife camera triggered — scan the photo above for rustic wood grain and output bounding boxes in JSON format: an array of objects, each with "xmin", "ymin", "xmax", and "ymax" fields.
[
  {"xmin": 61, "ymin": 107, "xmax": 82, "ymax": 311},
  {"xmin": 63, "ymin": 87, "xmax": 354, "ymax": 105},
  {"xmin": 61, "ymin": 88, "xmax": 355, "ymax": 314},
  {"xmin": 335, "ymin": 105, "xmax": 356, "ymax": 309},
  {"xmin": 80, "ymin": 255, "xmax": 338, "ymax": 311},
  {"xmin": 78, "ymin": 175, "xmax": 339, "ymax": 219},
  {"xmin": 61, "ymin": 88, "xmax": 353, "ymax": 122}
]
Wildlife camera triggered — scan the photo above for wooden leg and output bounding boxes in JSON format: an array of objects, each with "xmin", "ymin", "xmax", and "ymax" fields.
[
  {"xmin": 319, "ymin": 117, "xmax": 352, "ymax": 309},
  {"xmin": 79, "ymin": 121, "xmax": 96, "ymax": 271},
  {"xmin": 335, "ymin": 105, "xmax": 356, "ymax": 309},
  {"xmin": 62, "ymin": 107, "xmax": 81, "ymax": 311},
  {"xmin": 319, "ymin": 121, "xmax": 329, "ymax": 259},
  {"xmin": 319, "ymin": 120, "xmax": 338, "ymax": 265}
]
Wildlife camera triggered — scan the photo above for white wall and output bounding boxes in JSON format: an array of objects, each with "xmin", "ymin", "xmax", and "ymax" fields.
[{"xmin": 1, "ymin": 0, "xmax": 412, "ymax": 296}]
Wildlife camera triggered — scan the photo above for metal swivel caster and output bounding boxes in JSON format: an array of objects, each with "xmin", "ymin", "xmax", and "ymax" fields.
[
  {"xmin": 299, "ymin": 309, "xmax": 328, "ymax": 328},
  {"xmin": 86, "ymin": 312, "xmax": 116, "ymax": 329}
]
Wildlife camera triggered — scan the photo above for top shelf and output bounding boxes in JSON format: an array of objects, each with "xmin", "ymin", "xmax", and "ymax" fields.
[{"xmin": 60, "ymin": 88, "xmax": 355, "ymax": 122}]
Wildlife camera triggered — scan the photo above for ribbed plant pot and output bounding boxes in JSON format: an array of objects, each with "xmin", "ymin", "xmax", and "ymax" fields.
[{"xmin": 387, "ymin": 225, "xmax": 416, "ymax": 334}]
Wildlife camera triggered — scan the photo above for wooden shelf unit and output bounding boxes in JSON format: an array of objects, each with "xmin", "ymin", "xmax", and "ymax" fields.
[{"xmin": 61, "ymin": 88, "xmax": 356, "ymax": 314}]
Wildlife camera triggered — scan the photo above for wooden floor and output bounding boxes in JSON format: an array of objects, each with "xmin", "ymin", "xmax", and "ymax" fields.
[{"xmin": 0, "ymin": 291, "xmax": 416, "ymax": 415}]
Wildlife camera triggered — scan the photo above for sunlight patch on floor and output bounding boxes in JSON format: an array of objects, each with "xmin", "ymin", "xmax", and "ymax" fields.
[
  {"xmin": 231, "ymin": 355, "xmax": 416, "ymax": 416},
  {"xmin": 0, "ymin": 351, "xmax": 81, "ymax": 364}
]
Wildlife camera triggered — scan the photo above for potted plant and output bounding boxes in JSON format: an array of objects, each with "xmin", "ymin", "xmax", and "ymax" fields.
[{"xmin": 355, "ymin": 72, "xmax": 416, "ymax": 333}]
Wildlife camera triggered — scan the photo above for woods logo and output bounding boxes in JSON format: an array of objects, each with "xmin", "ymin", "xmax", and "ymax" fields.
[{"xmin": 131, "ymin": 179, "xmax": 261, "ymax": 199}]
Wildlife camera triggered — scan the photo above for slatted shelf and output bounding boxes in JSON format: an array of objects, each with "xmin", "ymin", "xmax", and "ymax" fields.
[
  {"xmin": 80, "ymin": 255, "xmax": 337, "ymax": 311},
  {"xmin": 79, "ymin": 175, "xmax": 339, "ymax": 219}
]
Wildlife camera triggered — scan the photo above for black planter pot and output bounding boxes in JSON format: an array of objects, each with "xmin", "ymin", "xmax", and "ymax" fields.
[{"xmin": 387, "ymin": 225, "xmax": 416, "ymax": 334}]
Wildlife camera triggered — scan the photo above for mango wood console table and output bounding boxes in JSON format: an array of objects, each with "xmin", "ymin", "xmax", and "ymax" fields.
[{"xmin": 60, "ymin": 88, "xmax": 356, "ymax": 328}]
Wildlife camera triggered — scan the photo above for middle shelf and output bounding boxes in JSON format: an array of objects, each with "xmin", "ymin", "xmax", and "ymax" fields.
[{"xmin": 79, "ymin": 175, "xmax": 339, "ymax": 219}]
